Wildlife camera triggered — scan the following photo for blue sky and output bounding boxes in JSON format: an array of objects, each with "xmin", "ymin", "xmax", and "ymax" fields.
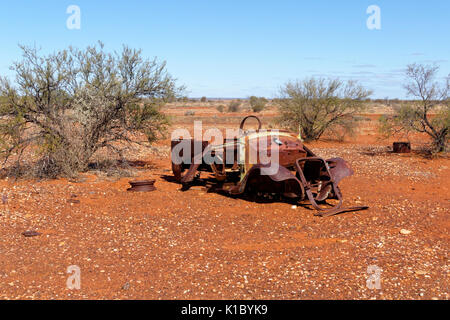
[{"xmin": 0, "ymin": 0, "xmax": 449, "ymax": 98}]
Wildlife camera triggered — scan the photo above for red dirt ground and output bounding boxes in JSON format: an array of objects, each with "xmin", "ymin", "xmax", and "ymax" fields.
[{"xmin": 0, "ymin": 108, "xmax": 448, "ymax": 300}]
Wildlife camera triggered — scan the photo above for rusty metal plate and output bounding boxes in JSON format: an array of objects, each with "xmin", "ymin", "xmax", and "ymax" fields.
[
  {"xmin": 393, "ymin": 142, "xmax": 411, "ymax": 153},
  {"xmin": 127, "ymin": 179, "xmax": 156, "ymax": 192}
]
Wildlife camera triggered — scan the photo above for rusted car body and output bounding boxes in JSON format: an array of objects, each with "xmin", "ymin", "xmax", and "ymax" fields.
[{"xmin": 171, "ymin": 116, "xmax": 367, "ymax": 217}]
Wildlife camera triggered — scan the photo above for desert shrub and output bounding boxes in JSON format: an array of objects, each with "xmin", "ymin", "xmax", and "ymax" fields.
[
  {"xmin": 177, "ymin": 96, "xmax": 189, "ymax": 103},
  {"xmin": 228, "ymin": 101, "xmax": 241, "ymax": 113},
  {"xmin": 216, "ymin": 105, "xmax": 225, "ymax": 113},
  {"xmin": 277, "ymin": 78, "xmax": 371, "ymax": 141},
  {"xmin": 249, "ymin": 96, "xmax": 268, "ymax": 112},
  {"xmin": 379, "ymin": 63, "xmax": 449, "ymax": 152},
  {"xmin": 184, "ymin": 110, "xmax": 195, "ymax": 116},
  {"xmin": 200, "ymin": 96, "xmax": 207, "ymax": 102},
  {"xmin": 0, "ymin": 42, "xmax": 179, "ymax": 178}
]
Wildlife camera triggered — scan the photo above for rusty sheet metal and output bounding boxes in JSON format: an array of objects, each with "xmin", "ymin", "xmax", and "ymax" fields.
[
  {"xmin": 170, "ymin": 115, "xmax": 368, "ymax": 217},
  {"xmin": 229, "ymin": 163, "xmax": 304, "ymax": 198},
  {"xmin": 393, "ymin": 142, "xmax": 411, "ymax": 153},
  {"xmin": 22, "ymin": 230, "xmax": 41, "ymax": 237},
  {"xmin": 127, "ymin": 180, "xmax": 156, "ymax": 192}
]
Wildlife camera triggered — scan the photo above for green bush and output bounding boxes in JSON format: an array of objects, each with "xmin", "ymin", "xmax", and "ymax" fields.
[
  {"xmin": 0, "ymin": 42, "xmax": 180, "ymax": 178},
  {"xmin": 249, "ymin": 96, "xmax": 268, "ymax": 112},
  {"xmin": 228, "ymin": 101, "xmax": 241, "ymax": 112},
  {"xmin": 278, "ymin": 78, "xmax": 371, "ymax": 141}
]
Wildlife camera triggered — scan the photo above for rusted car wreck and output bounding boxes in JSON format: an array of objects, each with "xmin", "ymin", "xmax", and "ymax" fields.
[{"xmin": 171, "ymin": 116, "xmax": 367, "ymax": 217}]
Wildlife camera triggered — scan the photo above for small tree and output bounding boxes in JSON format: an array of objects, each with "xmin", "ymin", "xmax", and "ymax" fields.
[
  {"xmin": 228, "ymin": 101, "xmax": 241, "ymax": 112},
  {"xmin": 216, "ymin": 104, "xmax": 224, "ymax": 113},
  {"xmin": 200, "ymin": 96, "xmax": 207, "ymax": 102},
  {"xmin": 278, "ymin": 78, "xmax": 371, "ymax": 141},
  {"xmin": 249, "ymin": 96, "xmax": 268, "ymax": 112},
  {"xmin": 379, "ymin": 64, "xmax": 449, "ymax": 152},
  {"xmin": 0, "ymin": 43, "xmax": 179, "ymax": 177}
]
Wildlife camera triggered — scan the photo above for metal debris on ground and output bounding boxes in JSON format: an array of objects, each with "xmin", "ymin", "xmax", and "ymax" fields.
[
  {"xmin": 393, "ymin": 142, "xmax": 411, "ymax": 153},
  {"xmin": 127, "ymin": 179, "xmax": 156, "ymax": 192},
  {"xmin": 22, "ymin": 230, "xmax": 41, "ymax": 237}
]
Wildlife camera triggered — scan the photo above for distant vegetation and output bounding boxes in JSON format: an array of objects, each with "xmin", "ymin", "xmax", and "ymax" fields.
[
  {"xmin": 249, "ymin": 96, "xmax": 268, "ymax": 112},
  {"xmin": 178, "ymin": 96, "xmax": 189, "ymax": 103},
  {"xmin": 228, "ymin": 101, "xmax": 241, "ymax": 112}
]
